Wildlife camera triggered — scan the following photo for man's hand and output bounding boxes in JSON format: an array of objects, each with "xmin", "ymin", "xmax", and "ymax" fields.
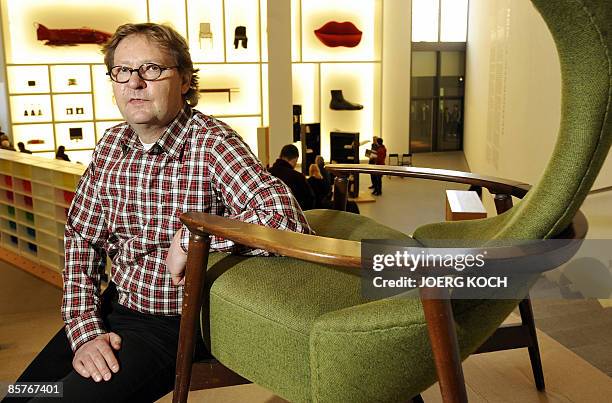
[
  {"xmin": 72, "ymin": 332, "xmax": 122, "ymax": 382},
  {"xmin": 166, "ymin": 228, "xmax": 188, "ymax": 285}
]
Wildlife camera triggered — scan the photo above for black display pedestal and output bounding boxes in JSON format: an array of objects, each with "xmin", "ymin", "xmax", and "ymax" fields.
[
  {"xmin": 300, "ymin": 123, "xmax": 321, "ymax": 176},
  {"xmin": 330, "ymin": 131, "xmax": 360, "ymax": 198}
]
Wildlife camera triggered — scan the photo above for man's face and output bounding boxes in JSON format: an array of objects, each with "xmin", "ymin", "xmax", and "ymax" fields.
[{"xmin": 111, "ymin": 34, "xmax": 189, "ymax": 130}]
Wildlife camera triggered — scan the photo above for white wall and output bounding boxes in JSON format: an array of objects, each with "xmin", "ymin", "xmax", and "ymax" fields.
[
  {"xmin": 381, "ymin": 0, "xmax": 411, "ymax": 155},
  {"xmin": 465, "ymin": 0, "xmax": 612, "ymax": 190},
  {"xmin": 0, "ymin": 15, "xmax": 9, "ymax": 138}
]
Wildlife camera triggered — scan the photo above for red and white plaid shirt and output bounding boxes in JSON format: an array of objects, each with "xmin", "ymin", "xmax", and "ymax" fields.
[{"xmin": 62, "ymin": 105, "xmax": 311, "ymax": 352}]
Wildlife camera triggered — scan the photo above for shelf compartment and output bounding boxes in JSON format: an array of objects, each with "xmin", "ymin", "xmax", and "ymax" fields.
[
  {"xmin": 33, "ymin": 198, "xmax": 55, "ymax": 218},
  {"xmin": 16, "ymin": 208, "xmax": 35, "ymax": 225},
  {"xmin": 54, "ymin": 189, "xmax": 75, "ymax": 206},
  {"xmin": 56, "ymin": 222, "xmax": 66, "ymax": 238},
  {"xmin": 0, "ymin": 159, "xmax": 11, "ymax": 173},
  {"xmin": 0, "ymin": 203, "xmax": 15, "ymax": 218},
  {"xmin": 14, "ymin": 194, "xmax": 34, "ymax": 211},
  {"xmin": 38, "ymin": 247, "xmax": 63, "ymax": 270},
  {"xmin": 55, "ymin": 205, "xmax": 69, "ymax": 222},
  {"xmin": 31, "ymin": 166, "xmax": 55, "ymax": 185},
  {"xmin": 1, "ymin": 174, "xmax": 13, "ymax": 189},
  {"xmin": 53, "ymin": 171, "xmax": 76, "ymax": 190},
  {"xmin": 19, "ymin": 239, "xmax": 38, "ymax": 257},
  {"xmin": 7, "ymin": 65, "xmax": 51, "ymax": 94},
  {"xmin": 12, "ymin": 162, "xmax": 31, "ymax": 179},
  {"xmin": 2, "ymin": 232, "xmax": 20, "ymax": 249},
  {"xmin": 11, "ymin": 124, "xmax": 55, "ymax": 153},
  {"xmin": 13, "ymin": 178, "xmax": 32, "ymax": 194},
  {"xmin": 37, "ymin": 230, "xmax": 58, "ymax": 253},
  {"xmin": 1, "ymin": 190, "xmax": 15, "ymax": 204},
  {"xmin": 32, "ymin": 182, "xmax": 55, "ymax": 202},
  {"xmin": 9, "ymin": 95, "xmax": 53, "ymax": 124},
  {"xmin": 17, "ymin": 223, "xmax": 36, "ymax": 241},
  {"xmin": 36, "ymin": 215, "xmax": 57, "ymax": 235},
  {"xmin": 1, "ymin": 218, "xmax": 18, "ymax": 234}
]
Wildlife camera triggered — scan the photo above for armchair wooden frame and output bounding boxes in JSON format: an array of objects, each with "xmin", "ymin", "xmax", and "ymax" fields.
[{"xmin": 173, "ymin": 164, "xmax": 587, "ymax": 403}]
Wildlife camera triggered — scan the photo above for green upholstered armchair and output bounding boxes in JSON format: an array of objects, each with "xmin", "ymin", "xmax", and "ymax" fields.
[{"xmin": 172, "ymin": 0, "xmax": 611, "ymax": 402}]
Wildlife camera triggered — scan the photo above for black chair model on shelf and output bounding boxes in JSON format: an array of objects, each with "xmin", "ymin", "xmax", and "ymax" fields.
[
  {"xmin": 388, "ymin": 153, "xmax": 399, "ymax": 166},
  {"xmin": 401, "ymin": 153, "xmax": 413, "ymax": 167}
]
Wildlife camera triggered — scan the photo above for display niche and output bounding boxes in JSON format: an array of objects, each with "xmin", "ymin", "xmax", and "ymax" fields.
[
  {"xmin": 1, "ymin": 0, "xmax": 269, "ymax": 161},
  {"xmin": 292, "ymin": 0, "xmax": 382, "ymax": 162}
]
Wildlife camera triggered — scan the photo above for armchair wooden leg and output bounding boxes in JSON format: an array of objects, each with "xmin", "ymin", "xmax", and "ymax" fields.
[
  {"xmin": 519, "ymin": 298, "xmax": 545, "ymax": 390},
  {"xmin": 420, "ymin": 287, "xmax": 468, "ymax": 403},
  {"xmin": 174, "ymin": 233, "xmax": 212, "ymax": 403}
]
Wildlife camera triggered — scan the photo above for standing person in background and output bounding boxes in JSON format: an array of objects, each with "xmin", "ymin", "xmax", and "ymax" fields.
[
  {"xmin": 372, "ymin": 137, "xmax": 386, "ymax": 196},
  {"xmin": 17, "ymin": 142, "xmax": 33, "ymax": 154},
  {"xmin": 368, "ymin": 136, "xmax": 379, "ymax": 189},
  {"xmin": 55, "ymin": 145, "xmax": 70, "ymax": 161}
]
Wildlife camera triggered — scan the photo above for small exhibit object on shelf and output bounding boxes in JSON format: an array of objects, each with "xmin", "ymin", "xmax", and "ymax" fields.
[
  {"xmin": 234, "ymin": 26, "xmax": 248, "ymax": 49},
  {"xmin": 314, "ymin": 21, "xmax": 362, "ymax": 48},
  {"xmin": 198, "ymin": 88, "xmax": 239, "ymax": 103},
  {"xmin": 69, "ymin": 127, "xmax": 83, "ymax": 140},
  {"xmin": 35, "ymin": 23, "xmax": 111, "ymax": 46},
  {"xmin": 330, "ymin": 90, "xmax": 363, "ymax": 110}
]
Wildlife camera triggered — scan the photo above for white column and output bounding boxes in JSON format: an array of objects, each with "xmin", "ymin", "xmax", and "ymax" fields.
[
  {"xmin": 381, "ymin": 0, "xmax": 412, "ymax": 155},
  {"xmin": 266, "ymin": 0, "xmax": 293, "ymax": 160}
]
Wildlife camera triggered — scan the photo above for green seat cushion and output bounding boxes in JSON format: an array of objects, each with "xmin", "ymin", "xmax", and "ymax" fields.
[{"xmin": 204, "ymin": 210, "xmax": 517, "ymax": 402}]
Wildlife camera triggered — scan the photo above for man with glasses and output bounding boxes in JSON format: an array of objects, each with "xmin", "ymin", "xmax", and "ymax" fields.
[{"xmin": 5, "ymin": 23, "xmax": 310, "ymax": 403}]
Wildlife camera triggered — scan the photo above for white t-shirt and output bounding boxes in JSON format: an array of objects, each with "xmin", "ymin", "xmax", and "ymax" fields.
[{"xmin": 140, "ymin": 139, "xmax": 156, "ymax": 151}]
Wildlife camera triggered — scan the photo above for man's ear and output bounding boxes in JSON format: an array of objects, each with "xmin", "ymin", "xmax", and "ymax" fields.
[{"xmin": 181, "ymin": 73, "xmax": 190, "ymax": 95}]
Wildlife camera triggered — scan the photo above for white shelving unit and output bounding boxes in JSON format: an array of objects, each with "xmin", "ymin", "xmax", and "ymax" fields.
[
  {"xmin": 0, "ymin": 149, "xmax": 84, "ymax": 285},
  {"xmin": 1, "ymin": 0, "xmax": 270, "ymax": 161}
]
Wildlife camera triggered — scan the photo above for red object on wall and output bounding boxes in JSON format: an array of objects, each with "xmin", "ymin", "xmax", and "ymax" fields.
[
  {"xmin": 36, "ymin": 23, "xmax": 111, "ymax": 46},
  {"xmin": 314, "ymin": 21, "xmax": 362, "ymax": 48}
]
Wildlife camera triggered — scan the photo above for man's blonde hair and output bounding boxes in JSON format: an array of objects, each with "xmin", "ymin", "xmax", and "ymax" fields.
[{"xmin": 102, "ymin": 23, "xmax": 199, "ymax": 106}]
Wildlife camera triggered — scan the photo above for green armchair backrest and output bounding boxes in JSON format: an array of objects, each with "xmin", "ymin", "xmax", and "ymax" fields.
[{"xmin": 414, "ymin": 0, "xmax": 612, "ymax": 244}]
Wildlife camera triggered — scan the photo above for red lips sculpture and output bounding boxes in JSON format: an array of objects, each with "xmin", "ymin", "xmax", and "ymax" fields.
[{"xmin": 314, "ymin": 21, "xmax": 362, "ymax": 48}]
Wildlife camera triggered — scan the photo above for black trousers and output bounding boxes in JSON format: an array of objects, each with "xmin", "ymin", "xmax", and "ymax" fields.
[
  {"xmin": 3, "ymin": 285, "xmax": 209, "ymax": 403},
  {"xmin": 372, "ymin": 174, "xmax": 383, "ymax": 194}
]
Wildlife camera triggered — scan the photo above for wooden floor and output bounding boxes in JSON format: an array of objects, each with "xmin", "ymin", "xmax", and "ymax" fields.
[
  {"xmin": 2, "ymin": 152, "xmax": 610, "ymax": 402},
  {"xmin": 157, "ymin": 313, "xmax": 612, "ymax": 402}
]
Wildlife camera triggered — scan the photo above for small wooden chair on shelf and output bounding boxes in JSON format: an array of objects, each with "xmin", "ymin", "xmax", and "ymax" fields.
[{"xmin": 401, "ymin": 153, "xmax": 413, "ymax": 167}]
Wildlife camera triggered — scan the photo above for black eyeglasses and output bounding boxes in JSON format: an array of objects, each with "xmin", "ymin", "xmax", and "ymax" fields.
[{"xmin": 107, "ymin": 63, "xmax": 179, "ymax": 83}]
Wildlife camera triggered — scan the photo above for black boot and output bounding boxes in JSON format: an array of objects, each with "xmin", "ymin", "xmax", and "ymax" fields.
[
  {"xmin": 234, "ymin": 26, "xmax": 247, "ymax": 49},
  {"xmin": 329, "ymin": 90, "xmax": 363, "ymax": 110}
]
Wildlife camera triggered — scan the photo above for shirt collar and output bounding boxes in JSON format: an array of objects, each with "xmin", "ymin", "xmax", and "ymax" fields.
[{"xmin": 120, "ymin": 104, "xmax": 193, "ymax": 160}]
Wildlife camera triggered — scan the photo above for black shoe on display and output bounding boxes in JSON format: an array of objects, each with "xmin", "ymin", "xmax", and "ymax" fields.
[
  {"xmin": 368, "ymin": 185, "xmax": 374, "ymax": 189},
  {"xmin": 234, "ymin": 26, "xmax": 248, "ymax": 49},
  {"xmin": 329, "ymin": 90, "xmax": 363, "ymax": 110}
]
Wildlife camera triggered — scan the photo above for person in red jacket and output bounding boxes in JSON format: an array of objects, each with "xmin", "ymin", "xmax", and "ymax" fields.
[{"xmin": 372, "ymin": 137, "xmax": 386, "ymax": 196}]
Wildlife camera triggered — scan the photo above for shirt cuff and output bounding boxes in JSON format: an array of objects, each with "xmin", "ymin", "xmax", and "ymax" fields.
[
  {"xmin": 180, "ymin": 225, "xmax": 190, "ymax": 253},
  {"xmin": 64, "ymin": 310, "xmax": 107, "ymax": 353}
]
